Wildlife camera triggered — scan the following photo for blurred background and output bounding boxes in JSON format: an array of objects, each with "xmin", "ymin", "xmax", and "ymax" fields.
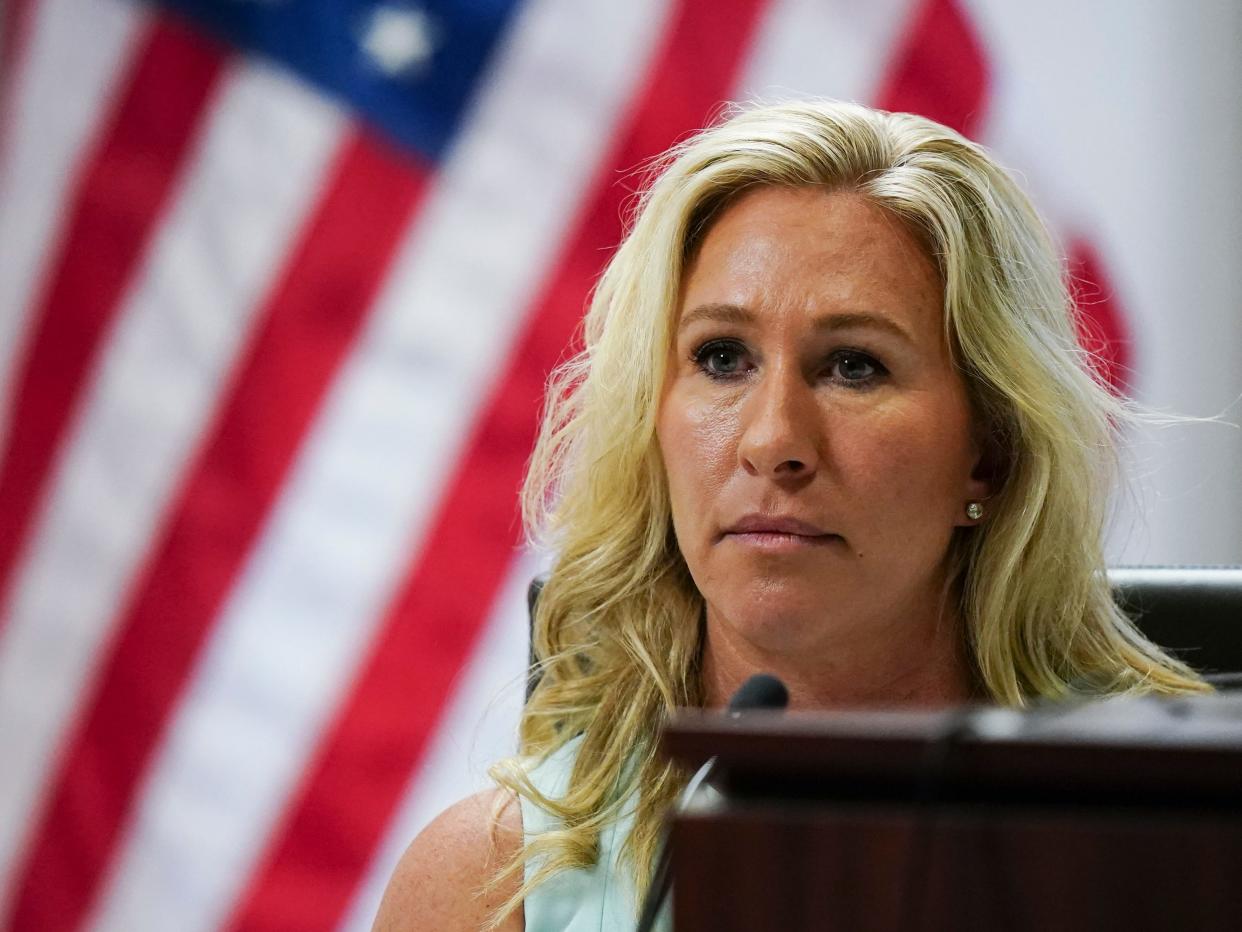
[{"xmin": 0, "ymin": 0, "xmax": 1239, "ymax": 929}]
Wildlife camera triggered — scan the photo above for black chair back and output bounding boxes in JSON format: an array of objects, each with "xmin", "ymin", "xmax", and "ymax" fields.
[{"xmin": 1110, "ymin": 566, "xmax": 1242, "ymax": 676}]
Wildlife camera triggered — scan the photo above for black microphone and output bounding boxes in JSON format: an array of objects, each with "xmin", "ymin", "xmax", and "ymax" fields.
[
  {"xmin": 727, "ymin": 672, "xmax": 789, "ymax": 716},
  {"xmin": 634, "ymin": 674, "xmax": 789, "ymax": 931}
]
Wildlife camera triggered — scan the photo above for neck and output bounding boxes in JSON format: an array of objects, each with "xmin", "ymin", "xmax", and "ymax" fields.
[{"xmin": 700, "ymin": 602, "xmax": 976, "ymax": 712}]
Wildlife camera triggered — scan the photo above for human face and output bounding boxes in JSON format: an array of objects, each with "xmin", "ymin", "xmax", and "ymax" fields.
[{"xmin": 657, "ymin": 186, "xmax": 989, "ymax": 660}]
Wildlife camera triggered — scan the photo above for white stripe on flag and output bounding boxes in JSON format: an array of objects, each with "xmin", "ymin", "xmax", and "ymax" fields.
[
  {"xmin": 86, "ymin": 2, "xmax": 672, "ymax": 929},
  {"xmin": 738, "ymin": 0, "xmax": 915, "ymax": 105},
  {"xmin": 338, "ymin": 548, "xmax": 539, "ymax": 932},
  {"xmin": 0, "ymin": 58, "xmax": 345, "ymax": 910},
  {"xmin": 0, "ymin": 0, "xmax": 148, "ymax": 438}
]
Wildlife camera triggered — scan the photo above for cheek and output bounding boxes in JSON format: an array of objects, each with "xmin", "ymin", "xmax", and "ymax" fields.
[
  {"xmin": 658, "ymin": 392, "xmax": 738, "ymax": 537},
  {"xmin": 842, "ymin": 396, "xmax": 975, "ymax": 516}
]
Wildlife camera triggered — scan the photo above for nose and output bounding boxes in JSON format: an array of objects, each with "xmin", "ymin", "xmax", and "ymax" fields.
[{"xmin": 736, "ymin": 365, "xmax": 820, "ymax": 479}]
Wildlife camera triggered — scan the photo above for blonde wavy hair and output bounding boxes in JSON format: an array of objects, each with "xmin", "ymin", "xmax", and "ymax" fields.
[{"xmin": 488, "ymin": 99, "xmax": 1207, "ymax": 923}]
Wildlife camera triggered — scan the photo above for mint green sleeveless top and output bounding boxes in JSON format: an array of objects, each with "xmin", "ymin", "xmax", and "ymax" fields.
[{"xmin": 519, "ymin": 736, "xmax": 671, "ymax": 932}]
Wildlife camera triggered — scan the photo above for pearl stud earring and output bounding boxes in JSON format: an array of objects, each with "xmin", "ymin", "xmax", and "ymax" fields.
[{"xmin": 965, "ymin": 502, "xmax": 984, "ymax": 521}]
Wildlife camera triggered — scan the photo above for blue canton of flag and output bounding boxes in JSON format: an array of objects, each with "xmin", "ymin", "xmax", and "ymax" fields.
[{"xmin": 157, "ymin": 0, "xmax": 523, "ymax": 159}]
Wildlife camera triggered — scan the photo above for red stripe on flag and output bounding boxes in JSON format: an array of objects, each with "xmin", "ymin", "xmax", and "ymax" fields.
[
  {"xmin": 4, "ymin": 130, "xmax": 429, "ymax": 932},
  {"xmin": 0, "ymin": 18, "xmax": 224, "ymax": 621},
  {"xmin": 1067, "ymin": 238, "xmax": 1132, "ymax": 393},
  {"xmin": 224, "ymin": 1, "xmax": 773, "ymax": 928},
  {"xmin": 0, "ymin": 0, "xmax": 37, "ymax": 97},
  {"xmin": 874, "ymin": 0, "xmax": 989, "ymax": 138},
  {"xmin": 0, "ymin": 0, "xmax": 39, "ymax": 150},
  {"xmin": 0, "ymin": 0, "xmax": 35, "ymax": 67}
]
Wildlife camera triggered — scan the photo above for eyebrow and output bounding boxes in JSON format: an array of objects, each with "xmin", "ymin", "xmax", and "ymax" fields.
[{"xmin": 677, "ymin": 302, "xmax": 914, "ymax": 344}]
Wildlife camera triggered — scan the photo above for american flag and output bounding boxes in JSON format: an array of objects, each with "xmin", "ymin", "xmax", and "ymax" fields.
[{"xmin": 0, "ymin": 0, "xmax": 1238, "ymax": 929}]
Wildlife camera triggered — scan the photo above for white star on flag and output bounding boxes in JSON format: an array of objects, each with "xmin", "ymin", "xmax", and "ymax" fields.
[{"xmin": 359, "ymin": 5, "xmax": 437, "ymax": 77}]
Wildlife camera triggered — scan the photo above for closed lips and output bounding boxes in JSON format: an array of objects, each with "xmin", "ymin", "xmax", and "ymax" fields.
[{"xmin": 722, "ymin": 515, "xmax": 838, "ymax": 538}]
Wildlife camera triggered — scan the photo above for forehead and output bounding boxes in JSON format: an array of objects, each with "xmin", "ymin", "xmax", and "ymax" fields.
[{"xmin": 678, "ymin": 186, "xmax": 944, "ymax": 342}]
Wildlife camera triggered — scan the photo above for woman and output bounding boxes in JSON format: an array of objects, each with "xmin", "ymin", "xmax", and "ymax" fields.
[{"xmin": 373, "ymin": 99, "xmax": 1207, "ymax": 931}]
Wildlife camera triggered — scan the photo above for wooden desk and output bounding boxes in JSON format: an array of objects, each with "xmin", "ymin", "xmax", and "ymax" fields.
[{"xmin": 662, "ymin": 696, "xmax": 1242, "ymax": 931}]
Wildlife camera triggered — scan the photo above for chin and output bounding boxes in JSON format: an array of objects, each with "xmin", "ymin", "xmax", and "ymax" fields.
[{"xmin": 707, "ymin": 581, "xmax": 843, "ymax": 654}]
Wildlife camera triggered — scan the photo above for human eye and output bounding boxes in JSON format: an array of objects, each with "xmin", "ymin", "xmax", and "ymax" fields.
[
  {"xmin": 692, "ymin": 339, "xmax": 752, "ymax": 380},
  {"xmin": 826, "ymin": 349, "xmax": 887, "ymax": 387}
]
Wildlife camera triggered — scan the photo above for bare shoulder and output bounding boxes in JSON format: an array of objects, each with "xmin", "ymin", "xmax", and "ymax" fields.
[{"xmin": 372, "ymin": 787, "xmax": 524, "ymax": 932}]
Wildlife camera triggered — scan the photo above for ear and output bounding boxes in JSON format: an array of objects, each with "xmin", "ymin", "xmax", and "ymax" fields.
[{"xmin": 955, "ymin": 429, "xmax": 1005, "ymax": 527}]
